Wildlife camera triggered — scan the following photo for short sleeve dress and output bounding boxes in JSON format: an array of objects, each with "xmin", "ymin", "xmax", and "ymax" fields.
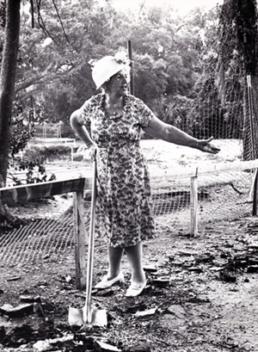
[{"xmin": 79, "ymin": 93, "xmax": 155, "ymax": 248}]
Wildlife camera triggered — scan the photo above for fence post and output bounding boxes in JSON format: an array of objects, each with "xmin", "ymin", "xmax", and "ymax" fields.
[
  {"xmin": 73, "ymin": 189, "xmax": 87, "ymax": 289},
  {"xmin": 253, "ymin": 170, "xmax": 258, "ymax": 216},
  {"xmin": 190, "ymin": 168, "xmax": 198, "ymax": 237},
  {"xmin": 127, "ymin": 40, "xmax": 134, "ymax": 95}
]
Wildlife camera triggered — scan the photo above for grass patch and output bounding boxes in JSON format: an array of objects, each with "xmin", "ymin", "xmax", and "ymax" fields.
[{"xmin": 22, "ymin": 145, "xmax": 72, "ymax": 162}]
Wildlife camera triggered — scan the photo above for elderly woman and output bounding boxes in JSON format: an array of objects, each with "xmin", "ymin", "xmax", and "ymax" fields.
[{"xmin": 70, "ymin": 53, "xmax": 219, "ymax": 297}]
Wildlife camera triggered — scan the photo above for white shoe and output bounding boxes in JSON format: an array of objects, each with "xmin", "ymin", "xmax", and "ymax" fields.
[
  {"xmin": 94, "ymin": 272, "xmax": 124, "ymax": 289},
  {"xmin": 125, "ymin": 280, "xmax": 147, "ymax": 297}
]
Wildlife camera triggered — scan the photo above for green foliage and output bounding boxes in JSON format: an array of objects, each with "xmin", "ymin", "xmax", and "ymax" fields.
[
  {"xmin": 12, "ymin": 0, "xmax": 254, "ymax": 144},
  {"xmin": 15, "ymin": 0, "xmax": 205, "ymax": 128},
  {"xmin": 219, "ymin": 0, "xmax": 258, "ymax": 76},
  {"xmin": 162, "ymin": 95, "xmax": 195, "ymax": 134},
  {"xmin": 184, "ymin": 2, "xmax": 258, "ymax": 140},
  {"xmin": 2, "ymin": 0, "xmax": 258, "ymax": 193},
  {"xmin": 10, "ymin": 101, "xmax": 35, "ymax": 157},
  {"xmin": 11, "ymin": 145, "xmax": 71, "ymax": 185},
  {"xmin": 0, "ymin": 0, "xmax": 5, "ymax": 29},
  {"xmin": 217, "ymin": 0, "xmax": 258, "ymax": 160},
  {"xmin": 18, "ymin": 156, "xmax": 48, "ymax": 185},
  {"xmin": 21, "ymin": 145, "xmax": 71, "ymax": 162}
]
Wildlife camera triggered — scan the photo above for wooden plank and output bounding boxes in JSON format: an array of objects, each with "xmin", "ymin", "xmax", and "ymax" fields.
[
  {"xmin": 248, "ymin": 169, "xmax": 257, "ymax": 202},
  {"xmin": 73, "ymin": 190, "xmax": 87, "ymax": 290},
  {"xmin": 0, "ymin": 177, "xmax": 92, "ymax": 205},
  {"xmin": 253, "ymin": 171, "xmax": 258, "ymax": 216},
  {"xmin": 151, "ymin": 159, "xmax": 258, "ymax": 180},
  {"xmin": 3, "ymin": 159, "xmax": 258, "ymax": 205}
]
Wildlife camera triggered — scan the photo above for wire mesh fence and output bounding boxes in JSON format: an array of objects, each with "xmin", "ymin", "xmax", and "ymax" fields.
[
  {"xmin": 0, "ymin": 211, "xmax": 75, "ymax": 265},
  {"xmin": 0, "ymin": 164, "xmax": 254, "ymax": 267}
]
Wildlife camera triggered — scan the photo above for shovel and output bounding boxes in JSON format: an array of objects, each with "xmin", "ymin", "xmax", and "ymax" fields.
[{"xmin": 68, "ymin": 156, "xmax": 107, "ymax": 327}]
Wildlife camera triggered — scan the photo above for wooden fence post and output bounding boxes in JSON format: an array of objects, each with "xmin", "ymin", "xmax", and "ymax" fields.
[
  {"xmin": 127, "ymin": 40, "xmax": 134, "ymax": 95},
  {"xmin": 253, "ymin": 170, "xmax": 258, "ymax": 216},
  {"xmin": 190, "ymin": 169, "xmax": 198, "ymax": 237},
  {"xmin": 73, "ymin": 189, "xmax": 87, "ymax": 289}
]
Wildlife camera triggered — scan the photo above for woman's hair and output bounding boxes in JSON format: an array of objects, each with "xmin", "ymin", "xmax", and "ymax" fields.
[{"xmin": 100, "ymin": 80, "xmax": 111, "ymax": 92}]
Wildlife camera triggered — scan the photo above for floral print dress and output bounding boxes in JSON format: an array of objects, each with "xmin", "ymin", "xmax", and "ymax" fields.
[{"xmin": 79, "ymin": 93, "xmax": 155, "ymax": 247}]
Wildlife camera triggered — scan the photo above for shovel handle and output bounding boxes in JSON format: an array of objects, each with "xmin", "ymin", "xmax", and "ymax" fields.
[{"xmin": 85, "ymin": 156, "xmax": 97, "ymax": 323}]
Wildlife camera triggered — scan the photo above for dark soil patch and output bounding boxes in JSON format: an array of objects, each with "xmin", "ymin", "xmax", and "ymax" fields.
[{"xmin": 1, "ymin": 209, "xmax": 258, "ymax": 351}]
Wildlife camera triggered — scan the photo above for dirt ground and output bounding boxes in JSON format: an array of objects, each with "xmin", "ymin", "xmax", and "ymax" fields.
[{"xmin": 1, "ymin": 139, "xmax": 258, "ymax": 352}]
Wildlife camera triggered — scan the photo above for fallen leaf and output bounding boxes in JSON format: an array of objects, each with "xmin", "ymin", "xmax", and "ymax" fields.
[
  {"xmin": 134, "ymin": 308, "xmax": 157, "ymax": 317},
  {"xmin": 143, "ymin": 265, "xmax": 158, "ymax": 272},
  {"xmin": 0, "ymin": 303, "xmax": 34, "ymax": 316},
  {"xmin": 94, "ymin": 340, "xmax": 122, "ymax": 351},
  {"xmin": 33, "ymin": 334, "xmax": 74, "ymax": 352},
  {"xmin": 0, "ymin": 302, "xmax": 44, "ymax": 317},
  {"xmin": 167, "ymin": 304, "xmax": 185, "ymax": 318},
  {"xmin": 6, "ymin": 276, "xmax": 21, "ymax": 281},
  {"xmin": 20, "ymin": 295, "xmax": 41, "ymax": 303}
]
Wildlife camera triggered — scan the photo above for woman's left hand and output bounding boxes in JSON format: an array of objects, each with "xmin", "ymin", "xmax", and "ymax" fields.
[{"xmin": 196, "ymin": 137, "xmax": 220, "ymax": 154}]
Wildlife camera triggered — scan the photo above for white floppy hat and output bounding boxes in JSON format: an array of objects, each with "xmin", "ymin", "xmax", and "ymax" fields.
[{"xmin": 91, "ymin": 54, "xmax": 130, "ymax": 89}]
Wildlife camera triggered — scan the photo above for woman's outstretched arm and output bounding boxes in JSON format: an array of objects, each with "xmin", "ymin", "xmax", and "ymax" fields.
[{"xmin": 143, "ymin": 115, "xmax": 220, "ymax": 154}]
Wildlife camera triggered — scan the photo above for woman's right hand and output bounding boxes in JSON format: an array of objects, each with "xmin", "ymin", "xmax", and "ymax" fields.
[
  {"xmin": 83, "ymin": 143, "xmax": 97, "ymax": 161},
  {"xmin": 196, "ymin": 137, "xmax": 220, "ymax": 154},
  {"xmin": 89, "ymin": 145, "xmax": 97, "ymax": 161}
]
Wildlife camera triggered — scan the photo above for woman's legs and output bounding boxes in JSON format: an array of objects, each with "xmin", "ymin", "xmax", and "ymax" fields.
[
  {"xmin": 97, "ymin": 242, "xmax": 145, "ymax": 294},
  {"xmin": 125, "ymin": 242, "xmax": 146, "ymax": 285},
  {"xmin": 106, "ymin": 242, "xmax": 145, "ymax": 284},
  {"xmin": 95, "ymin": 247, "xmax": 123, "ymax": 288},
  {"xmin": 107, "ymin": 246, "xmax": 124, "ymax": 279}
]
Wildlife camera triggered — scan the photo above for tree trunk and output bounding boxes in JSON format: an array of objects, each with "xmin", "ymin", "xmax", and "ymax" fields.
[
  {"xmin": 0, "ymin": 0, "xmax": 20, "ymax": 221},
  {"xmin": 0, "ymin": 0, "xmax": 21, "ymax": 188}
]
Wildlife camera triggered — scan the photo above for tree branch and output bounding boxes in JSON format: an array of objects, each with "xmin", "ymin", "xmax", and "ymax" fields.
[
  {"xmin": 15, "ymin": 65, "xmax": 75, "ymax": 98},
  {"xmin": 30, "ymin": 0, "xmax": 34, "ymax": 28},
  {"xmin": 35, "ymin": 0, "xmax": 58, "ymax": 45},
  {"xmin": 52, "ymin": 0, "xmax": 70, "ymax": 44}
]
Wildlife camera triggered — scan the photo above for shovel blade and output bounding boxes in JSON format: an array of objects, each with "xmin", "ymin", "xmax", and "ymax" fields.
[
  {"xmin": 68, "ymin": 306, "xmax": 84, "ymax": 327},
  {"xmin": 91, "ymin": 308, "xmax": 107, "ymax": 327},
  {"xmin": 68, "ymin": 306, "xmax": 107, "ymax": 327}
]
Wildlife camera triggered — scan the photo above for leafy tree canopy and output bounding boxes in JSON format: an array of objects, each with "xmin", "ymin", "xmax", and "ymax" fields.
[{"xmin": 4, "ymin": 0, "xmax": 214, "ymax": 134}]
